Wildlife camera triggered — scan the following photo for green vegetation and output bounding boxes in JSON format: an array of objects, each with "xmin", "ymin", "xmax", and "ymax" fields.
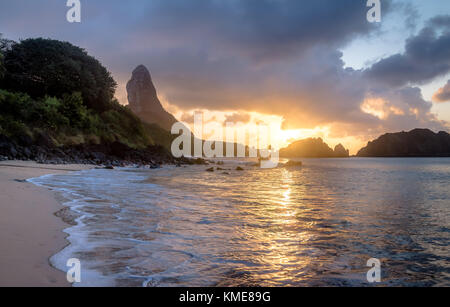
[
  {"xmin": 0, "ymin": 35, "xmax": 5, "ymax": 80},
  {"xmin": 0, "ymin": 53, "xmax": 4, "ymax": 80},
  {"xmin": 0, "ymin": 36, "xmax": 159, "ymax": 150},
  {"xmin": 143, "ymin": 123, "xmax": 177, "ymax": 151},
  {"xmin": 0, "ymin": 89, "xmax": 152, "ymax": 148}
]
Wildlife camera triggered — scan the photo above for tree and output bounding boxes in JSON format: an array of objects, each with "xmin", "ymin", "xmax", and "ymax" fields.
[
  {"xmin": 1, "ymin": 38, "xmax": 117, "ymax": 111},
  {"xmin": 0, "ymin": 53, "xmax": 4, "ymax": 80},
  {"xmin": 0, "ymin": 34, "xmax": 7, "ymax": 80}
]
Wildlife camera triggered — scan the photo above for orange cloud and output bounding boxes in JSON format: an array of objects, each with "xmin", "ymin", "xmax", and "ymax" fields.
[{"xmin": 433, "ymin": 80, "xmax": 450, "ymax": 103}]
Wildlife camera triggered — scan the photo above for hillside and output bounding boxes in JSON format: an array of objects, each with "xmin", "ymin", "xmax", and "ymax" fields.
[
  {"xmin": 357, "ymin": 129, "xmax": 450, "ymax": 157},
  {"xmin": 0, "ymin": 37, "xmax": 178, "ymax": 166}
]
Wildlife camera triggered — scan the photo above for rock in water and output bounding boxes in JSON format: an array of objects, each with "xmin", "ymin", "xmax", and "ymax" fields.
[
  {"xmin": 357, "ymin": 129, "xmax": 450, "ymax": 157},
  {"xmin": 284, "ymin": 160, "xmax": 303, "ymax": 167},
  {"xmin": 334, "ymin": 144, "xmax": 350, "ymax": 157},
  {"xmin": 126, "ymin": 65, "xmax": 178, "ymax": 131},
  {"xmin": 280, "ymin": 137, "xmax": 345, "ymax": 158}
]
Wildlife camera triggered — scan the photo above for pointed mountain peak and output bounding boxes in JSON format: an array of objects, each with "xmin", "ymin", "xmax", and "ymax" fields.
[{"xmin": 126, "ymin": 65, "xmax": 177, "ymax": 131}]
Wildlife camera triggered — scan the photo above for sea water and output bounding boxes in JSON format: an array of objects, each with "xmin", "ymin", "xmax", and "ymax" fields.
[{"xmin": 29, "ymin": 158, "xmax": 450, "ymax": 286}]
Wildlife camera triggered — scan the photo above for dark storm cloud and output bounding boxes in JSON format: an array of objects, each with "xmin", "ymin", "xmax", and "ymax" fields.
[
  {"xmin": 0, "ymin": 0, "xmax": 387, "ymax": 61},
  {"xmin": 365, "ymin": 15, "xmax": 450, "ymax": 87},
  {"xmin": 134, "ymin": 0, "xmax": 388, "ymax": 61},
  {"xmin": 433, "ymin": 80, "xmax": 450, "ymax": 103}
]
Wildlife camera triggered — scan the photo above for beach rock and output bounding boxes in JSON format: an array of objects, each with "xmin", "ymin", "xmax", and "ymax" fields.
[
  {"xmin": 284, "ymin": 160, "xmax": 303, "ymax": 167},
  {"xmin": 236, "ymin": 166, "xmax": 244, "ymax": 171},
  {"xmin": 127, "ymin": 65, "xmax": 178, "ymax": 131},
  {"xmin": 0, "ymin": 143, "xmax": 13, "ymax": 158},
  {"xmin": 191, "ymin": 158, "xmax": 208, "ymax": 165},
  {"xmin": 21, "ymin": 147, "xmax": 31, "ymax": 159},
  {"xmin": 16, "ymin": 134, "xmax": 33, "ymax": 147},
  {"xmin": 206, "ymin": 167, "xmax": 215, "ymax": 172},
  {"xmin": 35, "ymin": 131, "xmax": 55, "ymax": 148},
  {"xmin": 0, "ymin": 140, "xmax": 12, "ymax": 157},
  {"xmin": 0, "ymin": 138, "xmax": 17, "ymax": 159},
  {"xmin": 0, "ymin": 128, "xmax": 188, "ymax": 167},
  {"xmin": 91, "ymin": 152, "xmax": 106, "ymax": 161},
  {"xmin": 9, "ymin": 144, "xmax": 18, "ymax": 158}
]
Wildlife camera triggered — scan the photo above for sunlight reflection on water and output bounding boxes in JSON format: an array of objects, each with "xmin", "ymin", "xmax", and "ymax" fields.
[{"xmin": 32, "ymin": 158, "xmax": 450, "ymax": 287}]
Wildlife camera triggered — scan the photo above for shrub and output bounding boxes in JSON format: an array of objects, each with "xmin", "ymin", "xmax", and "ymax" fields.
[
  {"xmin": 0, "ymin": 90, "xmax": 36, "ymax": 121},
  {"xmin": 0, "ymin": 114, "xmax": 31, "ymax": 139},
  {"xmin": 0, "ymin": 34, "xmax": 9, "ymax": 80},
  {"xmin": 100, "ymin": 106, "xmax": 151, "ymax": 149},
  {"xmin": 26, "ymin": 96, "xmax": 70, "ymax": 130},
  {"xmin": 0, "ymin": 53, "xmax": 4, "ymax": 80},
  {"xmin": 59, "ymin": 92, "xmax": 89, "ymax": 129}
]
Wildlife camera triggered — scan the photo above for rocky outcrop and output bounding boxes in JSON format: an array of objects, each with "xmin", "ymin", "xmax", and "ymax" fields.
[
  {"xmin": 126, "ymin": 65, "xmax": 178, "ymax": 131},
  {"xmin": 357, "ymin": 129, "xmax": 450, "ymax": 157},
  {"xmin": 284, "ymin": 160, "xmax": 303, "ymax": 167},
  {"xmin": 0, "ymin": 133, "xmax": 196, "ymax": 167},
  {"xmin": 280, "ymin": 138, "xmax": 349, "ymax": 158},
  {"xmin": 334, "ymin": 144, "xmax": 350, "ymax": 157}
]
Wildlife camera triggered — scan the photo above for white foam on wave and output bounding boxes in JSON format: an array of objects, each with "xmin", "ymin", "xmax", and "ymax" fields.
[
  {"xmin": 29, "ymin": 169, "xmax": 119, "ymax": 286},
  {"xmin": 28, "ymin": 165, "xmax": 199, "ymax": 287}
]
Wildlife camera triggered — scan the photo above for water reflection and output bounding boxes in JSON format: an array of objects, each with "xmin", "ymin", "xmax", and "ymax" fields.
[{"xmin": 33, "ymin": 158, "xmax": 450, "ymax": 286}]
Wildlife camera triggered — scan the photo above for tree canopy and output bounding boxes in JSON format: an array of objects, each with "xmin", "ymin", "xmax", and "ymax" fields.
[
  {"xmin": 0, "ymin": 34, "xmax": 7, "ymax": 80},
  {"xmin": 0, "ymin": 38, "xmax": 117, "ymax": 111},
  {"xmin": 0, "ymin": 53, "xmax": 4, "ymax": 80}
]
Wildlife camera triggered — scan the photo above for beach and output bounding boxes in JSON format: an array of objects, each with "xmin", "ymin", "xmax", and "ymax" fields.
[
  {"xmin": 0, "ymin": 161, "xmax": 91, "ymax": 287},
  {"xmin": 1, "ymin": 159, "xmax": 449, "ymax": 286},
  {"xmin": 24, "ymin": 158, "xmax": 449, "ymax": 287}
]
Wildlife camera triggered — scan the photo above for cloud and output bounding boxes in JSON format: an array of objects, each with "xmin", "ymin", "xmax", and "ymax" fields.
[
  {"xmin": 365, "ymin": 15, "xmax": 450, "ymax": 87},
  {"xmin": 0, "ymin": 0, "xmax": 447, "ymax": 141},
  {"xmin": 433, "ymin": 80, "xmax": 450, "ymax": 103},
  {"xmin": 131, "ymin": 0, "xmax": 390, "ymax": 62},
  {"xmin": 0, "ymin": 0, "xmax": 389, "ymax": 63},
  {"xmin": 224, "ymin": 113, "xmax": 251, "ymax": 124},
  {"xmin": 179, "ymin": 110, "xmax": 219, "ymax": 125},
  {"xmin": 180, "ymin": 112, "xmax": 195, "ymax": 125}
]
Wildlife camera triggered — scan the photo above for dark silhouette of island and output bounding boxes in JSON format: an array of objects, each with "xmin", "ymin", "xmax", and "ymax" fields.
[
  {"xmin": 357, "ymin": 129, "xmax": 450, "ymax": 157},
  {"xmin": 280, "ymin": 138, "xmax": 349, "ymax": 158}
]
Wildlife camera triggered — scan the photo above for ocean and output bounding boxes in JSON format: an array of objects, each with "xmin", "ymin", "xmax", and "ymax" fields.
[{"xmin": 28, "ymin": 158, "xmax": 450, "ymax": 287}]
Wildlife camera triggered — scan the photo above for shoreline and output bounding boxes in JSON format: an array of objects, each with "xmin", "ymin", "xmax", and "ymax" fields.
[{"xmin": 0, "ymin": 160, "xmax": 91, "ymax": 287}]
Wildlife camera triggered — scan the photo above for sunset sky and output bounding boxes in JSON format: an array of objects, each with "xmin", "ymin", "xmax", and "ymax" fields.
[{"xmin": 1, "ymin": 0, "xmax": 450, "ymax": 153}]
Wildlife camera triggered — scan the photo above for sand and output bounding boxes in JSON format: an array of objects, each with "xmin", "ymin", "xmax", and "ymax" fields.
[{"xmin": 0, "ymin": 161, "xmax": 91, "ymax": 287}]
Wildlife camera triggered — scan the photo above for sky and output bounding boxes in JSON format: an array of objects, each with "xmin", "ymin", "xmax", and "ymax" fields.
[{"xmin": 1, "ymin": 0, "xmax": 450, "ymax": 154}]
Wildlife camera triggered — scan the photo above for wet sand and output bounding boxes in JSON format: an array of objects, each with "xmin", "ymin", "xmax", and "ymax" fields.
[{"xmin": 0, "ymin": 161, "xmax": 91, "ymax": 287}]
